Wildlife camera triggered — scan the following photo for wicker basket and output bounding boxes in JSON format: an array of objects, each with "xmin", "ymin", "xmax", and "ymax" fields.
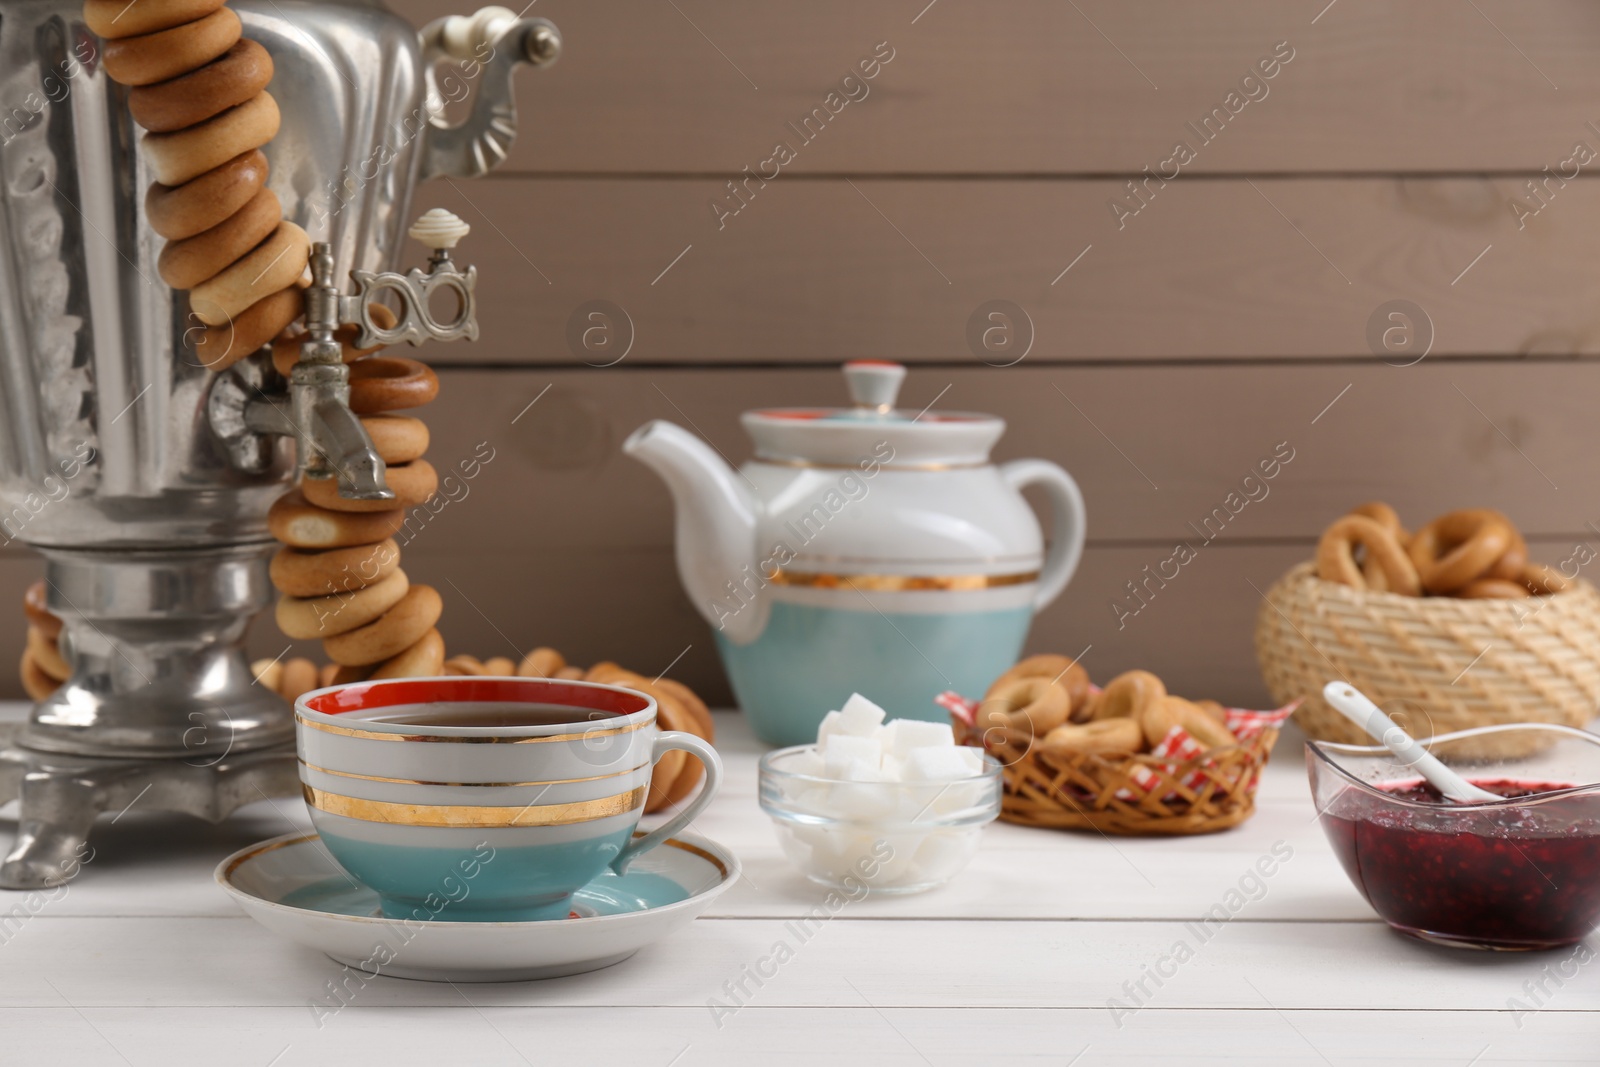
[
  {"xmin": 1256, "ymin": 562, "xmax": 1600, "ymax": 759},
  {"xmin": 950, "ymin": 712, "xmax": 1285, "ymax": 836}
]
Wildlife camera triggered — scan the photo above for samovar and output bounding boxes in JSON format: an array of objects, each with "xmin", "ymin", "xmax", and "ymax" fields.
[{"xmin": 0, "ymin": 0, "xmax": 559, "ymax": 886}]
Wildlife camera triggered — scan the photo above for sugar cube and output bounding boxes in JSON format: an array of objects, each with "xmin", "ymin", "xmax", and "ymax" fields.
[
  {"xmin": 836, "ymin": 693, "xmax": 888, "ymax": 736},
  {"xmin": 817, "ymin": 710, "xmax": 845, "ymax": 746},
  {"xmin": 881, "ymin": 719, "xmax": 954, "ymax": 761},
  {"xmin": 830, "ymin": 783, "xmax": 897, "ymax": 821},
  {"xmin": 783, "ymin": 749, "xmax": 826, "ymax": 777},
  {"xmin": 822, "ymin": 734, "xmax": 883, "ymax": 776},
  {"xmin": 903, "ymin": 745, "xmax": 980, "ymax": 782}
]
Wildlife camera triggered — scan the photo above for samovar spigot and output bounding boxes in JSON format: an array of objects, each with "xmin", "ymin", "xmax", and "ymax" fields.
[{"xmin": 242, "ymin": 209, "xmax": 478, "ymax": 500}]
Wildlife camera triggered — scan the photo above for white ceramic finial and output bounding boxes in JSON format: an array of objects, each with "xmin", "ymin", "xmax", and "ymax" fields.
[
  {"xmin": 842, "ymin": 361, "xmax": 907, "ymax": 412},
  {"xmin": 409, "ymin": 208, "xmax": 471, "ymax": 250},
  {"xmin": 440, "ymin": 5, "xmax": 518, "ymax": 60}
]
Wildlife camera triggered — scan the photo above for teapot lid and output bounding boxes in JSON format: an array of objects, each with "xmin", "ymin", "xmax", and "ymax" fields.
[{"xmin": 741, "ymin": 362, "xmax": 1004, "ymax": 467}]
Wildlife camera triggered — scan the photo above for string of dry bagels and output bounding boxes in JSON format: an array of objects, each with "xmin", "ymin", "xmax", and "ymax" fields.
[
  {"xmin": 82, "ymin": 0, "xmax": 450, "ymax": 679},
  {"xmin": 23, "ymin": 1, "xmax": 717, "ymax": 815},
  {"xmin": 86, "ymin": 0, "xmax": 307, "ymax": 368}
]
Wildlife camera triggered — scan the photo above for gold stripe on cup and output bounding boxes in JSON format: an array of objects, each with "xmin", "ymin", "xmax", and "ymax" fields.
[
  {"xmin": 767, "ymin": 569, "xmax": 1040, "ymax": 592},
  {"xmin": 301, "ymin": 784, "xmax": 649, "ymax": 827},
  {"xmin": 294, "ymin": 714, "xmax": 651, "ymax": 744}
]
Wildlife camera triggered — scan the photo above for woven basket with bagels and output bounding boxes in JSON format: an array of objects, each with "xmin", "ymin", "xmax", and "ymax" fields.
[
  {"xmin": 942, "ymin": 656, "xmax": 1295, "ymax": 836},
  {"xmin": 1257, "ymin": 502, "xmax": 1600, "ymax": 759}
]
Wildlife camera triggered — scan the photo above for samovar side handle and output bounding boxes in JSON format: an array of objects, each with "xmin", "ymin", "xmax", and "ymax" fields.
[{"xmin": 416, "ymin": 8, "xmax": 562, "ymax": 182}]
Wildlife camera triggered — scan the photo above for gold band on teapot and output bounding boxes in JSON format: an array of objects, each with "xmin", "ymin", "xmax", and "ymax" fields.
[{"xmin": 767, "ymin": 569, "xmax": 1040, "ymax": 592}]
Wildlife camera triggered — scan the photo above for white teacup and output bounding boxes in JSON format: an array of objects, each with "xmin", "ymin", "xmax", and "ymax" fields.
[{"xmin": 295, "ymin": 676, "xmax": 721, "ymax": 922}]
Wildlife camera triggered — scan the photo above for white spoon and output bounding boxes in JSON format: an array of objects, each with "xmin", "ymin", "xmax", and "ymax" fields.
[{"xmin": 1321, "ymin": 682, "xmax": 1502, "ymax": 804}]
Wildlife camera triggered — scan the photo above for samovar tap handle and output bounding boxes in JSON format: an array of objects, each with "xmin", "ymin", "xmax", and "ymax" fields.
[{"xmin": 339, "ymin": 209, "xmax": 478, "ymax": 351}]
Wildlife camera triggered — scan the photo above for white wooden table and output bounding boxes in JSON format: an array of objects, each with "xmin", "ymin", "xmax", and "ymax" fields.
[{"xmin": 0, "ymin": 703, "xmax": 1593, "ymax": 1066}]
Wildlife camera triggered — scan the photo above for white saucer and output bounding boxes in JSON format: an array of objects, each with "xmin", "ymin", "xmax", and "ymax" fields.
[{"xmin": 216, "ymin": 830, "xmax": 739, "ymax": 982}]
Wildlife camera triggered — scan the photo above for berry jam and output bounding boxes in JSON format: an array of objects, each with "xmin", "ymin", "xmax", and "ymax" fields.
[{"xmin": 1320, "ymin": 778, "xmax": 1600, "ymax": 949}]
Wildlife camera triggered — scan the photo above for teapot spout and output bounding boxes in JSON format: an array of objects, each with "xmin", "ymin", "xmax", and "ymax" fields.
[{"xmin": 624, "ymin": 421, "xmax": 764, "ymax": 642}]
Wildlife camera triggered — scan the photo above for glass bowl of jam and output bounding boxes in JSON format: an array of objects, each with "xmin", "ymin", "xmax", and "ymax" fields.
[{"xmin": 1308, "ymin": 723, "xmax": 1600, "ymax": 951}]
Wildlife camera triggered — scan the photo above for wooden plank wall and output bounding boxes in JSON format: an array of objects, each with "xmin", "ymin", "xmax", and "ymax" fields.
[{"xmin": 4, "ymin": 1, "xmax": 1599, "ymax": 710}]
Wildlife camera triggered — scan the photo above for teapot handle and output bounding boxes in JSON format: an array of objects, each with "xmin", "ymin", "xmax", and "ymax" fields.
[{"xmin": 1000, "ymin": 459, "xmax": 1087, "ymax": 611}]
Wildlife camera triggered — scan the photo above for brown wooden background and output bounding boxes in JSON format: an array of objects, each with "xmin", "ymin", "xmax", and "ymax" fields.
[{"xmin": 6, "ymin": 0, "xmax": 1600, "ymax": 708}]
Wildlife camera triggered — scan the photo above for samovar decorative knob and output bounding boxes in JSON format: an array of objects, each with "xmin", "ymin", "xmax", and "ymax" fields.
[{"xmin": 341, "ymin": 209, "xmax": 479, "ymax": 351}]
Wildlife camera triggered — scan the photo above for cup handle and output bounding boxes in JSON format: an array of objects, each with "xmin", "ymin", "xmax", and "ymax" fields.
[
  {"xmin": 1000, "ymin": 458, "xmax": 1087, "ymax": 611},
  {"xmin": 610, "ymin": 731, "xmax": 723, "ymax": 875}
]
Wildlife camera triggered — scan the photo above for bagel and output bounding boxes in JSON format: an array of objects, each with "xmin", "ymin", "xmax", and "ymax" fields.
[
  {"xmin": 1039, "ymin": 718, "xmax": 1143, "ymax": 760},
  {"xmin": 977, "ymin": 676, "xmax": 1071, "ymax": 738},
  {"xmin": 1317, "ymin": 514, "xmax": 1422, "ymax": 596},
  {"xmin": 1408, "ymin": 510, "xmax": 1514, "ymax": 595},
  {"xmin": 103, "ymin": 7, "xmax": 241, "ymax": 86},
  {"xmin": 23, "ymin": 579, "xmax": 60, "ymax": 640},
  {"xmin": 269, "ymin": 539, "xmax": 400, "ymax": 598},
  {"xmin": 157, "ymin": 187, "xmax": 281, "ymax": 290},
  {"xmin": 369, "ymin": 628, "xmax": 446, "ymax": 679},
  {"xmin": 267, "ymin": 490, "xmax": 406, "ymax": 549},
  {"xmin": 1458, "ymin": 577, "xmax": 1531, "ymax": 600},
  {"xmin": 515, "ymin": 647, "xmax": 566, "ymax": 678},
  {"xmin": 1140, "ymin": 696, "xmax": 1238, "ymax": 751},
  {"xmin": 555, "ymin": 666, "xmax": 586, "ymax": 680},
  {"xmin": 443, "ymin": 655, "xmax": 487, "ymax": 676},
  {"xmin": 188, "ymin": 219, "xmax": 308, "ymax": 326},
  {"xmin": 26, "ymin": 626, "xmax": 69, "ymax": 680},
  {"xmin": 127, "ymin": 39, "xmax": 274, "ymax": 133},
  {"xmin": 250, "ymin": 657, "xmax": 283, "ymax": 693},
  {"xmin": 358, "ymin": 415, "xmax": 430, "ymax": 465},
  {"xmin": 146, "ymin": 149, "xmax": 268, "ymax": 241},
  {"xmin": 657, "ymin": 676, "xmax": 715, "ymax": 740},
  {"xmin": 347, "ymin": 357, "xmax": 440, "ymax": 414},
  {"xmin": 1349, "ymin": 501, "xmax": 1408, "ymax": 543},
  {"xmin": 986, "ymin": 654, "xmax": 1091, "ymax": 721},
  {"xmin": 329, "ymin": 664, "xmax": 372, "ymax": 686},
  {"xmin": 584, "ymin": 662, "xmax": 626, "ymax": 683},
  {"xmin": 1479, "ymin": 510, "xmax": 1529, "ymax": 582},
  {"xmin": 84, "ymin": 0, "xmax": 227, "ymax": 39},
  {"xmin": 189, "ymin": 282, "xmax": 302, "ymax": 372},
  {"xmin": 1093, "ymin": 669, "xmax": 1166, "ymax": 722},
  {"xmin": 322, "ymin": 584, "xmax": 443, "ymax": 666},
  {"xmin": 482, "ymin": 656, "xmax": 516, "ymax": 676},
  {"xmin": 20, "ymin": 651, "xmax": 58, "ymax": 702},
  {"xmin": 280, "ymin": 658, "xmax": 321, "ymax": 701},
  {"xmin": 142, "ymin": 91, "xmax": 281, "ymax": 188},
  {"xmin": 275, "ymin": 567, "xmax": 409, "ymax": 640},
  {"xmin": 300, "ymin": 460, "xmax": 436, "ymax": 513},
  {"xmin": 1524, "ymin": 565, "xmax": 1571, "ymax": 596}
]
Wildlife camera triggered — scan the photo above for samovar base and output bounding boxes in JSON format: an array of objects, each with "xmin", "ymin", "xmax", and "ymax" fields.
[
  {"xmin": 0, "ymin": 724, "xmax": 297, "ymax": 889},
  {"xmin": 26, "ymin": 544, "xmax": 292, "ymax": 758}
]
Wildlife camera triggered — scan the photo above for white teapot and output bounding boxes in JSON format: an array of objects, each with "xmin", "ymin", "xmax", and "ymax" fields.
[{"xmin": 625, "ymin": 362, "xmax": 1086, "ymax": 745}]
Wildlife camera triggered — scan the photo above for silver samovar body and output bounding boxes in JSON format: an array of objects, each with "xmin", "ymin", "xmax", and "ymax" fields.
[{"xmin": 0, "ymin": 0, "xmax": 557, "ymax": 885}]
